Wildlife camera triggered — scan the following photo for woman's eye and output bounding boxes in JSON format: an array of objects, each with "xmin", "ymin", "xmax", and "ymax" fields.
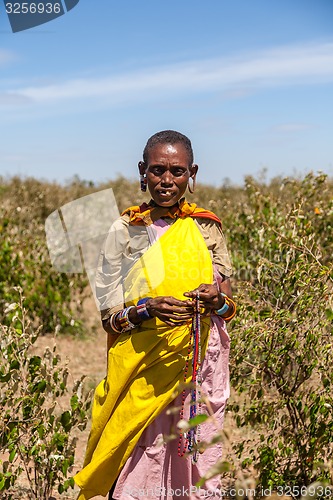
[
  {"xmin": 173, "ymin": 169, "xmax": 186, "ymax": 176},
  {"xmin": 152, "ymin": 167, "xmax": 163, "ymax": 175}
]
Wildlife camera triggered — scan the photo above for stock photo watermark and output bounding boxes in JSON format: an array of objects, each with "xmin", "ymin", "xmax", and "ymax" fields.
[
  {"xmin": 2, "ymin": 0, "xmax": 80, "ymax": 32},
  {"xmin": 122, "ymin": 485, "xmax": 333, "ymax": 498}
]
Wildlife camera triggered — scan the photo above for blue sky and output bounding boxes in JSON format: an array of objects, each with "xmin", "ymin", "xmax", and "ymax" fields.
[{"xmin": 0, "ymin": 0, "xmax": 332, "ymax": 186}]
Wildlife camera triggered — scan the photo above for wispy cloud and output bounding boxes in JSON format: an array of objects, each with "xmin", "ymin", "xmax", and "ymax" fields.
[
  {"xmin": 273, "ymin": 123, "xmax": 314, "ymax": 133},
  {"xmin": 4, "ymin": 41, "xmax": 333, "ymax": 106},
  {"xmin": 0, "ymin": 49, "xmax": 16, "ymax": 66}
]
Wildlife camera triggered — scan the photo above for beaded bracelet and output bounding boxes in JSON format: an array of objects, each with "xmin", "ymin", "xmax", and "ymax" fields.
[
  {"xmin": 215, "ymin": 293, "xmax": 237, "ymax": 321},
  {"xmin": 109, "ymin": 312, "xmax": 122, "ymax": 334},
  {"xmin": 109, "ymin": 306, "xmax": 137, "ymax": 334},
  {"xmin": 136, "ymin": 297, "xmax": 153, "ymax": 321},
  {"xmin": 215, "ymin": 300, "xmax": 229, "ymax": 316},
  {"xmin": 215, "ymin": 292, "xmax": 229, "ymax": 315},
  {"xmin": 118, "ymin": 306, "xmax": 137, "ymax": 332}
]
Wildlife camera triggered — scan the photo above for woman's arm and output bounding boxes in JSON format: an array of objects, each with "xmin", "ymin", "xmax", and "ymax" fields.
[{"xmin": 107, "ymin": 296, "xmax": 195, "ymax": 333}]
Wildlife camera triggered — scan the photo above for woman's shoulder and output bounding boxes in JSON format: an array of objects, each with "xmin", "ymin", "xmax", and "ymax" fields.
[
  {"xmin": 191, "ymin": 209, "xmax": 223, "ymax": 231},
  {"xmin": 194, "ymin": 216, "xmax": 224, "ymax": 237},
  {"xmin": 184, "ymin": 200, "xmax": 222, "ymax": 228},
  {"xmin": 112, "ymin": 212, "xmax": 131, "ymax": 226},
  {"xmin": 104, "ymin": 214, "xmax": 131, "ymax": 238},
  {"xmin": 193, "ymin": 215, "xmax": 232, "ymax": 277}
]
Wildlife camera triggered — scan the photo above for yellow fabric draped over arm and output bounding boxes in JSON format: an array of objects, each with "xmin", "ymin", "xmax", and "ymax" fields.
[{"xmin": 74, "ymin": 218, "xmax": 213, "ymax": 499}]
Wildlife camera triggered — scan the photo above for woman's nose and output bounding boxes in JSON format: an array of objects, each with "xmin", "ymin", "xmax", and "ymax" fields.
[{"xmin": 161, "ymin": 170, "xmax": 173, "ymax": 185}]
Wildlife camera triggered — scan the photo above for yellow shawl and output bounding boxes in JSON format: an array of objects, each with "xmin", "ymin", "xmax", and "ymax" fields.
[{"xmin": 74, "ymin": 217, "xmax": 213, "ymax": 499}]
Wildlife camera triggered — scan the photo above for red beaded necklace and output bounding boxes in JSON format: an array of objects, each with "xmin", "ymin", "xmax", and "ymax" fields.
[{"xmin": 177, "ymin": 292, "xmax": 202, "ymax": 463}]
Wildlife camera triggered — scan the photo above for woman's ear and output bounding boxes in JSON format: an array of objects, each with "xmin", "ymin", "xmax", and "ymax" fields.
[
  {"xmin": 188, "ymin": 164, "xmax": 198, "ymax": 194},
  {"xmin": 190, "ymin": 163, "xmax": 198, "ymax": 179},
  {"xmin": 138, "ymin": 161, "xmax": 148, "ymax": 192},
  {"xmin": 138, "ymin": 161, "xmax": 147, "ymax": 175}
]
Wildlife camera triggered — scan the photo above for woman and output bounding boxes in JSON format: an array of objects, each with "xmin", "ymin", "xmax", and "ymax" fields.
[{"xmin": 75, "ymin": 130, "xmax": 235, "ymax": 499}]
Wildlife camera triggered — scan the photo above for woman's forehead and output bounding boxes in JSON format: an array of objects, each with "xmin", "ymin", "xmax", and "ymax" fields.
[
  {"xmin": 147, "ymin": 142, "xmax": 191, "ymax": 164},
  {"xmin": 164, "ymin": 144, "xmax": 178, "ymax": 155}
]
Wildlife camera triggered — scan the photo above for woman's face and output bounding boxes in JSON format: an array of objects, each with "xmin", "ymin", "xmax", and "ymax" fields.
[{"xmin": 139, "ymin": 142, "xmax": 198, "ymax": 207}]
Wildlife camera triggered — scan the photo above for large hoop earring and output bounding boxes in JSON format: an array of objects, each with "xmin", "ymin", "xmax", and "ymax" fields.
[
  {"xmin": 140, "ymin": 174, "xmax": 147, "ymax": 192},
  {"xmin": 188, "ymin": 177, "xmax": 196, "ymax": 194}
]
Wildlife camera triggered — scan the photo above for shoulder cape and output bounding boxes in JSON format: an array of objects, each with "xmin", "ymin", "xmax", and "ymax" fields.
[{"xmin": 121, "ymin": 198, "xmax": 222, "ymax": 227}]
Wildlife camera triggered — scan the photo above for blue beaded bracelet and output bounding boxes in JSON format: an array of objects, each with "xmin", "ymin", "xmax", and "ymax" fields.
[{"xmin": 136, "ymin": 297, "xmax": 153, "ymax": 321}]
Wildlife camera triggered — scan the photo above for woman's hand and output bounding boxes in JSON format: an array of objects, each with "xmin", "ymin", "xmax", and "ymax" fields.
[
  {"xmin": 145, "ymin": 296, "xmax": 195, "ymax": 326},
  {"xmin": 183, "ymin": 283, "xmax": 223, "ymax": 313}
]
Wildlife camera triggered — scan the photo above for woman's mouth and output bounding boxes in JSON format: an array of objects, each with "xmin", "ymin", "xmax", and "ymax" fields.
[{"xmin": 157, "ymin": 190, "xmax": 174, "ymax": 197}]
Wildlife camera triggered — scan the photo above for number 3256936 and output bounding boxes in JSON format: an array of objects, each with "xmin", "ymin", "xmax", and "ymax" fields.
[{"xmin": 5, "ymin": 3, "xmax": 62, "ymax": 14}]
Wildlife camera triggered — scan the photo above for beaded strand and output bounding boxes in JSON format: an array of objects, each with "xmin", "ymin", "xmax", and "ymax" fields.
[
  {"xmin": 177, "ymin": 291, "xmax": 202, "ymax": 463},
  {"xmin": 177, "ymin": 321, "xmax": 193, "ymax": 458}
]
